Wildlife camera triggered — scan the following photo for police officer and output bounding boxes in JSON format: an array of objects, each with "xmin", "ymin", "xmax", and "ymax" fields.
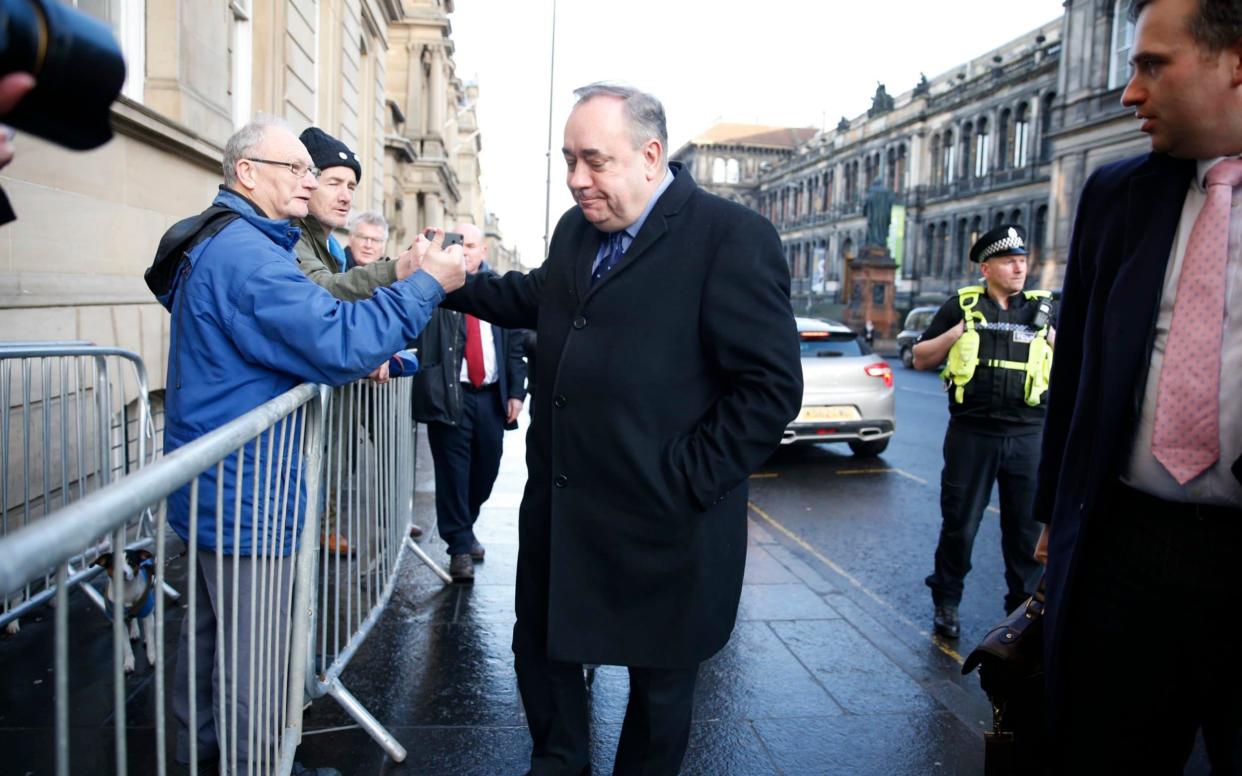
[{"xmin": 912, "ymin": 224, "xmax": 1056, "ymax": 639}]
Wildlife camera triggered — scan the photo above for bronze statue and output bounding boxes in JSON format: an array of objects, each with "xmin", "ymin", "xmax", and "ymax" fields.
[{"xmin": 862, "ymin": 178, "xmax": 895, "ymax": 247}]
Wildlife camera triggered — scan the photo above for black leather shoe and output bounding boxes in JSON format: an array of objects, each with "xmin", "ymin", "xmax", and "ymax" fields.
[
  {"xmin": 933, "ymin": 605, "xmax": 960, "ymax": 639},
  {"xmin": 470, "ymin": 541, "xmax": 485, "ymax": 561},
  {"xmin": 449, "ymin": 553, "xmax": 475, "ymax": 583},
  {"xmin": 408, "ymin": 523, "xmax": 424, "ymax": 540}
]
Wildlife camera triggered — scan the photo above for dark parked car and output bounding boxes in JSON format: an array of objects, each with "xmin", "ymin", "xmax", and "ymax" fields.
[{"xmin": 896, "ymin": 306, "xmax": 938, "ymax": 368}]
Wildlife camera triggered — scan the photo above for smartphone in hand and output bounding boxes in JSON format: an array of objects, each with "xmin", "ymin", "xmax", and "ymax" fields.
[{"xmin": 423, "ymin": 228, "xmax": 464, "ymax": 248}]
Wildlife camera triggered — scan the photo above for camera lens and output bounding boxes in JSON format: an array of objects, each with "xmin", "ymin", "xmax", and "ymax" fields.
[{"xmin": 0, "ymin": 0, "xmax": 125, "ymax": 151}]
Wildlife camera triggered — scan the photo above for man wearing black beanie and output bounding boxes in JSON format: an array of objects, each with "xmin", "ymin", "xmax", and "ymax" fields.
[
  {"xmin": 293, "ymin": 126, "xmax": 409, "ymax": 303},
  {"xmin": 294, "ymin": 126, "xmax": 423, "ymax": 555}
]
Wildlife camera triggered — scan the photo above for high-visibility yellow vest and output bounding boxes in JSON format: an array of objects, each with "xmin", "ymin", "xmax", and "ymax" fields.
[{"xmin": 940, "ymin": 285, "xmax": 1053, "ymax": 406}]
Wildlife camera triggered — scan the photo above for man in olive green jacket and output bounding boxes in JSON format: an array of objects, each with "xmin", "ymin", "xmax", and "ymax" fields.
[
  {"xmin": 293, "ymin": 127, "xmax": 430, "ymax": 552},
  {"xmin": 294, "ymin": 127, "xmax": 407, "ymax": 301}
]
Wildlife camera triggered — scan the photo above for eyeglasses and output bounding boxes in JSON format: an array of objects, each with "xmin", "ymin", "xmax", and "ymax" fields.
[{"xmin": 245, "ymin": 157, "xmax": 321, "ymax": 179}]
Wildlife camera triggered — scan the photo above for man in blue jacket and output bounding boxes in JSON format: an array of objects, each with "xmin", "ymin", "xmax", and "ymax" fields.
[{"xmin": 152, "ymin": 117, "xmax": 464, "ymax": 774}]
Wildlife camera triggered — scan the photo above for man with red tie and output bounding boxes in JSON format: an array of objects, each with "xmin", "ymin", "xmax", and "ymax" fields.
[
  {"xmin": 1036, "ymin": 0, "xmax": 1242, "ymax": 770},
  {"xmin": 410, "ymin": 222, "xmax": 527, "ymax": 582}
]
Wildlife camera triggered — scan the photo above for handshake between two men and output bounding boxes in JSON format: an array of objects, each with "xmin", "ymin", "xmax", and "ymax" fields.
[{"xmin": 364, "ymin": 227, "xmax": 467, "ymax": 384}]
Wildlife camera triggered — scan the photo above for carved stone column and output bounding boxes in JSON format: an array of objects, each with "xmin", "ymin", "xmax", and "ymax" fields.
[{"xmin": 429, "ymin": 45, "xmax": 446, "ymax": 146}]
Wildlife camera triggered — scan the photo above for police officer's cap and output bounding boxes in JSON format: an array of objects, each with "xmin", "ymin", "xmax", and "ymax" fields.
[{"xmin": 970, "ymin": 224, "xmax": 1028, "ymax": 263}]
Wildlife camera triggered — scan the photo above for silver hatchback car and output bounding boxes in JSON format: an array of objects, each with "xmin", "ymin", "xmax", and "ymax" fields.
[{"xmin": 783, "ymin": 317, "xmax": 896, "ymax": 456}]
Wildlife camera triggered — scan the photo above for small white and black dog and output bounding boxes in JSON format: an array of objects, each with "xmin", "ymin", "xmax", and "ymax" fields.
[{"xmin": 93, "ymin": 549, "xmax": 158, "ymax": 673}]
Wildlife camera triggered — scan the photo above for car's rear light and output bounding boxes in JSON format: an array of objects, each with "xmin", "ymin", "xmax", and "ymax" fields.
[{"xmin": 865, "ymin": 361, "xmax": 894, "ymax": 388}]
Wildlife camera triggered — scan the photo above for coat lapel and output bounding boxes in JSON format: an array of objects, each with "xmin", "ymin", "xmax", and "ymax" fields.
[
  {"xmin": 574, "ymin": 229, "xmax": 604, "ymax": 301},
  {"xmin": 581, "ymin": 164, "xmax": 696, "ymax": 301}
]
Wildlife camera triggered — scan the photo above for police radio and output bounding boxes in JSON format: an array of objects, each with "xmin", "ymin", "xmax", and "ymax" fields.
[{"xmin": 1032, "ymin": 300, "xmax": 1052, "ymax": 330}]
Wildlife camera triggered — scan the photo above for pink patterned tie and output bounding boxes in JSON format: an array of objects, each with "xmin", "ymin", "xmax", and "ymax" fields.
[{"xmin": 1152, "ymin": 159, "xmax": 1242, "ymax": 484}]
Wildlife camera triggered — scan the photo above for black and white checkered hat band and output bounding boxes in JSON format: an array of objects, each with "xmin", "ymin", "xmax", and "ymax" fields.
[{"xmin": 979, "ymin": 235, "xmax": 1025, "ymax": 260}]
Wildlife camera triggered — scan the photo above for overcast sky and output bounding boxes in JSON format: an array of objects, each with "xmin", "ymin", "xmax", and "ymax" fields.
[{"xmin": 449, "ymin": 0, "xmax": 1066, "ymax": 267}]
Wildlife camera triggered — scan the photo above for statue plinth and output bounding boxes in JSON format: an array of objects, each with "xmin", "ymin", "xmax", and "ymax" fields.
[{"xmin": 843, "ymin": 243, "xmax": 899, "ymax": 339}]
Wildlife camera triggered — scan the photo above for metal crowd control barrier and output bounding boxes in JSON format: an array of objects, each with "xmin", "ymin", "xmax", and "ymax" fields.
[
  {"xmin": 306, "ymin": 377, "xmax": 449, "ymax": 764},
  {"xmin": 0, "ymin": 382, "xmax": 324, "ymax": 775},
  {"xmin": 0, "ymin": 342, "xmax": 165, "ymax": 633}
]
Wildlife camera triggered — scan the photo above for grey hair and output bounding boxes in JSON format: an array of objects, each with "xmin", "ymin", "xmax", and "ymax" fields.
[
  {"xmin": 347, "ymin": 210, "xmax": 389, "ymax": 239},
  {"xmin": 1128, "ymin": 0, "xmax": 1242, "ymax": 51},
  {"xmin": 222, "ymin": 116, "xmax": 291, "ymax": 186},
  {"xmin": 572, "ymin": 82, "xmax": 668, "ymax": 160}
]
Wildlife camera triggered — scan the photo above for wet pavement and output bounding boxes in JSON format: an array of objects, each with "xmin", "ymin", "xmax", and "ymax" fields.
[
  {"xmin": 3, "ymin": 363, "xmax": 1213, "ymax": 774},
  {"xmin": 294, "ymin": 369, "xmax": 994, "ymax": 775}
]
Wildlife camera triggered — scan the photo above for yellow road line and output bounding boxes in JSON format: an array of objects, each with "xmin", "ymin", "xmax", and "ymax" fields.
[
  {"xmin": 749, "ymin": 472, "xmax": 779, "ymax": 479},
  {"xmin": 833, "ymin": 467, "xmax": 929, "ymax": 486},
  {"xmin": 747, "ymin": 500, "xmax": 965, "ymax": 665}
]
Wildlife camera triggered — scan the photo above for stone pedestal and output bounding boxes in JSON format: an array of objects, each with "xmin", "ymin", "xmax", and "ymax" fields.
[{"xmin": 843, "ymin": 245, "xmax": 899, "ymax": 338}]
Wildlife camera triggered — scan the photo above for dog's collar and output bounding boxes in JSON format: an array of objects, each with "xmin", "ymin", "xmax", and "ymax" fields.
[
  {"xmin": 128, "ymin": 564, "xmax": 157, "ymax": 620},
  {"xmin": 105, "ymin": 562, "xmax": 157, "ymax": 622}
]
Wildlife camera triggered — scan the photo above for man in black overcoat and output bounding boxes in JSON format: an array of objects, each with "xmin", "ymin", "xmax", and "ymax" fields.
[
  {"xmin": 435, "ymin": 83, "xmax": 802, "ymax": 775},
  {"xmin": 1035, "ymin": 0, "xmax": 1242, "ymax": 771}
]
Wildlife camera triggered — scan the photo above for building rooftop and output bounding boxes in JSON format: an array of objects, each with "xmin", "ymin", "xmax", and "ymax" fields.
[{"xmin": 689, "ymin": 123, "xmax": 819, "ymax": 150}]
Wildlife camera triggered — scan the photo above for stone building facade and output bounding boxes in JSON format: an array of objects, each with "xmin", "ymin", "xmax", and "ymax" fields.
[
  {"xmin": 754, "ymin": 20, "xmax": 1064, "ymax": 310},
  {"xmin": 728, "ymin": 1, "xmax": 1147, "ymax": 316},
  {"xmin": 1043, "ymin": 0, "xmax": 1148, "ymax": 273},
  {"xmin": 0, "ymin": 0, "xmax": 508, "ymax": 389},
  {"xmin": 670, "ymin": 124, "xmax": 818, "ymax": 210}
]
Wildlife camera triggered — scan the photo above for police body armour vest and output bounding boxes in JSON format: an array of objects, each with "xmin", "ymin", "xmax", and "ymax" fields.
[{"xmin": 941, "ymin": 285, "xmax": 1053, "ymax": 407}]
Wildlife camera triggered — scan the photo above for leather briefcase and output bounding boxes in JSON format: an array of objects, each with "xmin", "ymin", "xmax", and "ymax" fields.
[{"xmin": 962, "ymin": 576, "xmax": 1049, "ymax": 776}]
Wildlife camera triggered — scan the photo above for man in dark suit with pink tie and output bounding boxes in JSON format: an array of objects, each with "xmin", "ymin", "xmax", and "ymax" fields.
[{"xmin": 1036, "ymin": 0, "xmax": 1242, "ymax": 770}]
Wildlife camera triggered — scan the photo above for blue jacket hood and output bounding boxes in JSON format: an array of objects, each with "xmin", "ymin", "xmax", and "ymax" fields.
[{"xmin": 152, "ymin": 188, "xmax": 301, "ymax": 312}]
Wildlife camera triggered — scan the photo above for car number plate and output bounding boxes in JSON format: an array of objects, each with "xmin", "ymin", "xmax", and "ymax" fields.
[{"xmin": 796, "ymin": 405, "xmax": 860, "ymax": 422}]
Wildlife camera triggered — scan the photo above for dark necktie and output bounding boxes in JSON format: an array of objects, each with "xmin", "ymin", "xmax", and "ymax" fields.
[
  {"xmin": 464, "ymin": 314, "xmax": 485, "ymax": 388},
  {"xmin": 591, "ymin": 231, "xmax": 626, "ymax": 287}
]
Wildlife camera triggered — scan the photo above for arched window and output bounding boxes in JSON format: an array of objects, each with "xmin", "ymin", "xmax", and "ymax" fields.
[
  {"xmin": 961, "ymin": 123, "xmax": 974, "ymax": 182},
  {"xmin": 940, "ymin": 222, "xmax": 952, "ymax": 277},
  {"xmin": 942, "ymin": 130, "xmax": 956, "ymax": 184},
  {"xmin": 931, "ymin": 135, "xmax": 942, "ymax": 185},
  {"xmin": 824, "ymin": 170, "xmax": 834, "ymax": 209},
  {"xmin": 1109, "ymin": 0, "xmax": 1137, "ymax": 89},
  {"xmin": 1010, "ymin": 208, "xmax": 1022, "ymax": 225},
  {"xmin": 993, "ymin": 211, "xmax": 1006, "ymax": 228},
  {"xmin": 970, "ymin": 215, "xmax": 983, "ymax": 262},
  {"xmin": 997, "ymin": 109, "xmax": 1011, "ymax": 171},
  {"xmin": 712, "ymin": 157, "xmax": 727, "ymax": 183},
  {"xmin": 1040, "ymin": 92, "xmax": 1057, "ymax": 161},
  {"xmin": 886, "ymin": 147, "xmax": 897, "ymax": 191},
  {"xmin": 726, "ymin": 158, "xmax": 741, "ymax": 184},
  {"xmin": 842, "ymin": 237, "xmax": 855, "ymax": 261},
  {"xmin": 895, "ymin": 144, "xmax": 907, "ymax": 193},
  {"xmin": 923, "ymin": 223, "xmax": 936, "ymax": 276},
  {"xmin": 974, "ymin": 118, "xmax": 991, "ymax": 178},
  {"xmin": 1033, "ymin": 205, "xmax": 1049, "ymax": 265},
  {"xmin": 1013, "ymin": 104, "xmax": 1030, "ymax": 168},
  {"xmin": 956, "ymin": 217, "xmax": 970, "ymax": 273}
]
